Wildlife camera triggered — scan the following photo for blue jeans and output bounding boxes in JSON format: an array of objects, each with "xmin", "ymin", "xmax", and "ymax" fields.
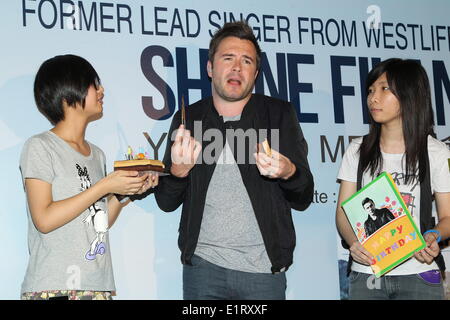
[
  {"xmin": 348, "ymin": 271, "xmax": 445, "ymax": 300},
  {"xmin": 183, "ymin": 255, "xmax": 286, "ymax": 300}
]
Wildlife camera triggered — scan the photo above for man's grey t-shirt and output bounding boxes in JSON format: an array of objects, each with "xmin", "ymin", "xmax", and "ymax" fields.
[
  {"xmin": 19, "ymin": 131, "xmax": 115, "ymax": 293},
  {"xmin": 195, "ymin": 115, "xmax": 272, "ymax": 273}
]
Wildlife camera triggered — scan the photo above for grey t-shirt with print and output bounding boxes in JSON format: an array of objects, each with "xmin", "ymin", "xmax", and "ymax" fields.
[{"xmin": 19, "ymin": 131, "xmax": 115, "ymax": 294}]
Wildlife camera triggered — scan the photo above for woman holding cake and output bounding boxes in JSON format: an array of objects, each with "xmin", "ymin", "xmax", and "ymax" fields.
[{"xmin": 19, "ymin": 54, "xmax": 158, "ymax": 300}]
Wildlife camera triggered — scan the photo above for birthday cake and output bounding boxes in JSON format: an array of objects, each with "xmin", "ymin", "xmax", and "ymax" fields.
[
  {"xmin": 114, "ymin": 159, "xmax": 165, "ymax": 173},
  {"xmin": 114, "ymin": 146, "xmax": 165, "ymax": 173}
]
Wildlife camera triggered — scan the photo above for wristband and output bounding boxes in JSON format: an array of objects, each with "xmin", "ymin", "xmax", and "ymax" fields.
[{"xmin": 423, "ymin": 229, "xmax": 441, "ymax": 243}]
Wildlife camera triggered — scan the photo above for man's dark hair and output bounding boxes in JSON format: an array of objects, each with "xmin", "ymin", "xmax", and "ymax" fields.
[
  {"xmin": 362, "ymin": 197, "xmax": 374, "ymax": 207},
  {"xmin": 34, "ymin": 54, "xmax": 100, "ymax": 125},
  {"xmin": 208, "ymin": 21, "xmax": 261, "ymax": 69}
]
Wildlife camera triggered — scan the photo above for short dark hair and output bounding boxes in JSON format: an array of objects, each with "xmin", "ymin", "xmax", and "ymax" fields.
[
  {"xmin": 362, "ymin": 197, "xmax": 374, "ymax": 207},
  {"xmin": 34, "ymin": 54, "xmax": 100, "ymax": 125},
  {"xmin": 208, "ymin": 21, "xmax": 261, "ymax": 69}
]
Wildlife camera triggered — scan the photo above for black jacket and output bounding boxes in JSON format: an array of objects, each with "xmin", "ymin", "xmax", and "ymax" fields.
[
  {"xmin": 364, "ymin": 208, "xmax": 395, "ymax": 237},
  {"xmin": 154, "ymin": 94, "xmax": 314, "ymax": 273}
]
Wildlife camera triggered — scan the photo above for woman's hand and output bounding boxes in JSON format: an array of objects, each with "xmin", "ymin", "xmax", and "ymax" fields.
[
  {"xmin": 414, "ymin": 232, "xmax": 440, "ymax": 264},
  {"xmin": 136, "ymin": 172, "xmax": 159, "ymax": 194},
  {"xmin": 101, "ymin": 170, "xmax": 149, "ymax": 195},
  {"xmin": 349, "ymin": 240, "xmax": 374, "ymax": 265}
]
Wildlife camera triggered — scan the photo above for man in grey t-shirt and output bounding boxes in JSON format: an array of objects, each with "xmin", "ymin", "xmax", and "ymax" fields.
[{"xmin": 154, "ymin": 22, "xmax": 314, "ymax": 300}]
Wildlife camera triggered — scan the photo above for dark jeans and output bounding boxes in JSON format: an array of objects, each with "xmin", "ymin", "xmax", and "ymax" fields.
[
  {"xmin": 183, "ymin": 255, "xmax": 286, "ymax": 300},
  {"xmin": 348, "ymin": 271, "xmax": 445, "ymax": 300}
]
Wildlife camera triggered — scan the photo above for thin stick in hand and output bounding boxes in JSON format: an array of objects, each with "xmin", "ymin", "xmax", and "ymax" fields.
[
  {"xmin": 262, "ymin": 138, "xmax": 272, "ymax": 157},
  {"xmin": 181, "ymin": 95, "xmax": 186, "ymax": 126}
]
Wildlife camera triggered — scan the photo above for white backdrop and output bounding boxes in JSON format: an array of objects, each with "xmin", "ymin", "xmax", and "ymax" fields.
[{"xmin": 1, "ymin": 0, "xmax": 449, "ymax": 299}]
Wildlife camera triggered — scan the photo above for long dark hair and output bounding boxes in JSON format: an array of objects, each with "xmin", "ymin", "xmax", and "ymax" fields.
[{"xmin": 359, "ymin": 58, "xmax": 435, "ymax": 184}]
